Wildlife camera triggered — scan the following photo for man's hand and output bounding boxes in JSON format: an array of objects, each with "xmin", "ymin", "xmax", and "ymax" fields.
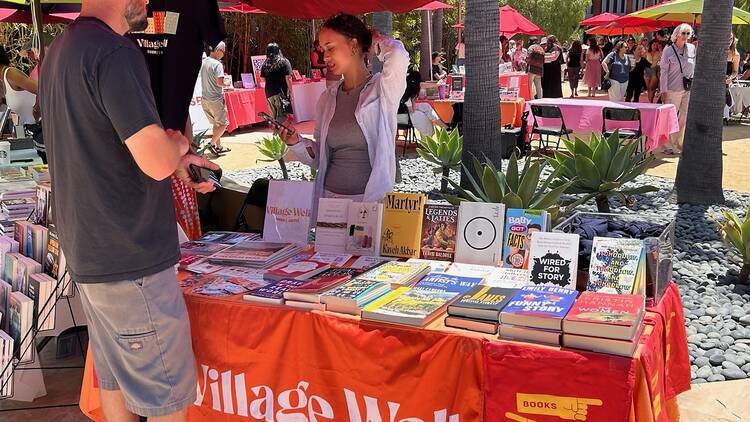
[
  {"xmin": 175, "ymin": 154, "xmax": 221, "ymax": 194},
  {"xmin": 166, "ymin": 129, "xmax": 191, "ymax": 156}
]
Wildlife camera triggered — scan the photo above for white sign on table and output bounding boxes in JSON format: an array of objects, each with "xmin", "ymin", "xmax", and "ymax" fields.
[{"xmin": 188, "ymin": 76, "xmax": 212, "ymax": 135}]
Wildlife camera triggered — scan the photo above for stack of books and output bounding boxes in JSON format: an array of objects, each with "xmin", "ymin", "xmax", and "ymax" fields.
[
  {"xmin": 361, "ymin": 273, "xmax": 483, "ymax": 327},
  {"xmin": 356, "ymin": 261, "xmax": 431, "ymax": 288},
  {"xmin": 319, "ymin": 278, "xmax": 391, "ymax": 315},
  {"xmin": 562, "ymin": 292, "xmax": 645, "ymax": 357},
  {"xmin": 282, "ymin": 268, "xmax": 359, "ymax": 310},
  {"xmin": 208, "ymin": 241, "xmax": 301, "ymax": 269},
  {"xmin": 263, "ymin": 258, "xmax": 331, "ymax": 282},
  {"xmin": 242, "ymin": 279, "xmax": 308, "ymax": 305},
  {"xmin": 0, "ymin": 329, "xmax": 13, "ymax": 397},
  {"xmin": 2, "ymin": 199, "xmax": 36, "ymax": 221},
  {"xmin": 445, "ymin": 286, "xmax": 518, "ymax": 334},
  {"xmin": 499, "ymin": 285, "xmax": 578, "ymax": 346}
]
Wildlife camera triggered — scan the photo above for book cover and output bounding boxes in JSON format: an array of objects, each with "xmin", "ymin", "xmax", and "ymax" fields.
[
  {"xmin": 0, "ymin": 280, "xmax": 10, "ymax": 332},
  {"xmin": 587, "ymin": 238, "xmax": 644, "ymax": 295},
  {"xmin": 406, "ymin": 258, "xmax": 452, "ymax": 273},
  {"xmin": 198, "ymin": 232, "xmax": 260, "ymax": 245},
  {"xmin": 44, "ymin": 225, "xmax": 60, "ymax": 279},
  {"xmin": 528, "ymin": 232, "xmax": 580, "ymax": 290},
  {"xmin": 9, "ymin": 291, "xmax": 32, "ymax": 362},
  {"xmin": 349, "ymin": 255, "xmax": 395, "ymax": 270},
  {"xmin": 412, "ymin": 273, "xmax": 484, "ymax": 296},
  {"xmin": 0, "ymin": 329, "xmax": 13, "ymax": 397},
  {"xmin": 357, "ymin": 261, "xmax": 431, "ymax": 287},
  {"xmin": 380, "ymin": 192, "xmax": 426, "ymax": 258},
  {"xmin": 263, "ymin": 180, "xmax": 315, "ymax": 245},
  {"xmin": 314, "ymin": 198, "xmax": 352, "ymax": 254},
  {"xmin": 361, "ymin": 287, "xmax": 456, "ymax": 327},
  {"xmin": 484, "ymin": 267, "xmax": 532, "ymax": 289},
  {"xmin": 243, "ymin": 279, "xmax": 308, "ymax": 304},
  {"xmin": 321, "ymin": 278, "xmax": 389, "ymax": 303},
  {"xmin": 447, "ymin": 286, "xmax": 518, "ymax": 321},
  {"xmin": 209, "ymin": 241, "xmax": 293, "ymax": 262},
  {"xmin": 563, "ymin": 291, "xmax": 645, "ymax": 341},
  {"xmin": 454, "ymin": 202, "xmax": 506, "ymax": 266},
  {"xmin": 264, "ymin": 260, "xmax": 330, "ymax": 281},
  {"xmin": 296, "ymin": 267, "xmax": 360, "ymax": 292},
  {"xmin": 179, "ymin": 241, "xmax": 229, "ymax": 257},
  {"xmin": 501, "ymin": 285, "xmax": 578, "ymax": 330},
  {"xmin": 420, "ymin": 204, "xmax": 458, "ymax": 261},
  {"xmin": 28, "ymin": 273, "xmax": 55, "ymax": 331},
  {"xmin": 502, "ymin": 209, "xmax": 547, "ymax": 269},
  {"xmin": 345, "ymin": 202, "xmax": 383, "ymax": 257}
]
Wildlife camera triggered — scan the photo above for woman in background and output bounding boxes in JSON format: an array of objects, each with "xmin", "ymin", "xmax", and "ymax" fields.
[
  {"xmin": 310, "ymin": 39, "xmax": 327, "ymax": 75},
  {"xmin": 0, "ymin": 46, "xmax": 39, "ymax": 126},
  {"xmin": 260, "ymin": 43, "xmax": 293, "ymax": 122},
  {"xmin": 602, "ymin": 41, "xmax": 631, "ymax": 101},
  {"xmin": 566, "ymin": 40, "xmax": 583, "ymax": 98},
  {"xmin": 660, "ymin": 24, "xmax": 696, "ymax": 154},
  {"xmin": 644, "ymin": 39, "xmax": 662, "ymax": 103},
  {"xmin": 583, "ymin": 38, "xmax": 603, "ymax": 97},
  {"xmin": 626, "ymin": 45, "xmax": 651, "ymax": 102},
  {"xmin": 400, "ymin": 80, "xmax": 446, "ymax": 139},
  {"xmin": 541, "ymin": 36, "xmax": 563, "ymax": 98}
]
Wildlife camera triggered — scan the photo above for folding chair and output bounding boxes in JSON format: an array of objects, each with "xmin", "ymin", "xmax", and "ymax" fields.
[
  {"xmin": 233, "ymin": 178, "xmax": 269, "ymax": 233},
  {"xmin": 529, "ymin": 104, "xmax": 573, "ymax": 153},
  {"xmin": 601, "ymin": 107, "xmax": 644, "ymax": 153},
  {"xmin": 396, "ymin": 102, "xmax": 417, "ymax": 156}
]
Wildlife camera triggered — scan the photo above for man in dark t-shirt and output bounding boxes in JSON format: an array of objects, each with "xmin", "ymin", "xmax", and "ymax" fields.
[{"xmin": 40, "ymin": 1, "xmax": 219, "ymax": 419}]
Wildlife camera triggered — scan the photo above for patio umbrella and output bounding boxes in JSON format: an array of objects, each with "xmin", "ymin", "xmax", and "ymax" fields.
[
  {"xmin": 586, "ymin": 16, "xmax": 683, "ymax": 36},
  {"xmin": 579, "ymin": 12, "xmax": 619, "ymax": 27},
  {"xmin": 242, "ymin": 0, "xmax": 432, "ymax": 19},
  {"xmin": 220, "ymin": 3, "xmax": 266, "ymax": 14},
  {"xmin": 629, "ymin": 0, "xmax": 750, "ymax": 25},
  {"xmin": 0, "ymin": 7, "xmax": 74, "ymax": 23},
  {"xmin": 415, "ymin": 0, "xmax": 453, "ymax": 11},
  {"xmin": 451, "ymin": 5, "xmax": 544, "ymax": 37}
]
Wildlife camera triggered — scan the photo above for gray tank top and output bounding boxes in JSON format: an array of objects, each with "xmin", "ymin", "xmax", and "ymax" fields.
[{"xmin": 323, "ymin": 83, "xmax": 372, "ymax": 195}]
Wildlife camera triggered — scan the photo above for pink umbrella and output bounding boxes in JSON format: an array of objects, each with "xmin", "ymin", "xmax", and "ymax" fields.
[
  {"xmin": 0, "ymin": 8, "xmax": 75, "ymax": 24},
  {"xmin": 579, "ymin": 12, "xmax": 619, "ymax": 27},
  {"xmin": 220, "ymin": 3, "xmax": 267, "ymax": 13},
  {"xmin": 415, "ymin": 1, "xmax": 453, "ymax": 11},
  {"xmin": 452, "ymin": 6, "xmax": 544, "ymax": 37},
  {"xmin": 586, "ymin": 15, "xmax": 684, "ymax": 36}
]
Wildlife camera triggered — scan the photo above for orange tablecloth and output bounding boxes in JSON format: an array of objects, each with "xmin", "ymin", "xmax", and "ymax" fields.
[
  {"xmin": 446, "ymin": 73, "xmax": 532, "ymax": 101},
  {"xmin": 79, "ymin": 283, "xmax": 689, "ymax": 421},
  {"xmin": 420, "ymin": 98, "xmax": 526, "ymax": 128}
]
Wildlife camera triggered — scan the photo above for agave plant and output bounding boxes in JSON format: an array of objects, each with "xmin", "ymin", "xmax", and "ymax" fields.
[
  {"xmin": 546, "ymin": 132, "xmax": 658, "ymax": 213},
  {"xmin": 444, "ymin": 152, "xmax": 590, "ymax": 224},
  {"xmin": 190, "ymin": 129, "xmax": 211, "ymax": 157},
  {"xmin": 416, "ymin": 127, "xmax": 462, "ymax": 193},
  {"xmin": 256, "ymin": 135, "xmax": 289, "ymax": 180},
  {"xmin": 717, "ymin": 206, "xmax": 750, "ymax": 283}
]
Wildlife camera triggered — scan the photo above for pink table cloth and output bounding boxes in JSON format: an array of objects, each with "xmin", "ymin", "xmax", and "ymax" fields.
[
  {"xmin": 526, "ymin": 98, "xmax": 679, "ymax": 151},
  {"xmin": 224, "ymin": 88, "xmax": 270, "ymax": 133}
]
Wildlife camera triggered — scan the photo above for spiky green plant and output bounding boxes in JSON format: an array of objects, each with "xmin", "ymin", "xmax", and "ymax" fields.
[
  {"xmin": 256, "ymin": 135, "xmax": 289, "ymax": 180},
  {"xmin": 190, "ymin": 129, "xmax": 212, "ymax": 157},
  {"xmin": 545, "ymin": 132, "xmax": 658, "ymax": 213},
  {"xmin": 717, "ymin": 206, "xmax": 750, "ymax": 283},
  {"xmin": 416, "ymin": 127, "xmax": 462, "ymax": 193},
  {"xmin": 444, "ymin": 152, "xmax": 591, "ymax": 225}
]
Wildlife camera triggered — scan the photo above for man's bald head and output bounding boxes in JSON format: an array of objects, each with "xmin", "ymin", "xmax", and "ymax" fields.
[{"xmin": 81, "ymin": 0, "xmax": 149, "ymax": 34}]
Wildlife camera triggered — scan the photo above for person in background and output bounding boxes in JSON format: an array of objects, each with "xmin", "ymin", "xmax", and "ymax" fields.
[
  {"xmin": 200, "ymin": 41, "xmax": 231, "ymax": 155},
  {"xmin": 583, "ymin": 37, "xmax": 603, "ymax": 97},
  {"xmin": 644, "ymin": 39, "xmax": 663, "ymax": 103},
  {"xmin": 40, "ymin": 0, "xmax": 220, "ymax": 419},
  {"xmin": 311, "ymin": 39, "xmax": 327, "ymax": 75},
  {"xmin": 626, "ymin": 45, "xmax": 651, "ymax": 102},
  {"xmin": 508, "ymin": 39, "xmax": 517, "ymax": 56},
  {"xmin": 602, "ymin": 41, "xmax": 631, "ymax": 101},
  {"xmin": 626, "ymin": 37, "xmax": 637, "ymax": 55},
  {"xmin": 261, "ymin": 43, "xmax": 293, "ymax": 123},
  {"xmin": 655, "ymin": 30, "xmax": 669, "ymax": 47},
  {"xmin": 499, "ymin": 35, "xmax": 511, "ymax": 64},
  {"xmin": 527, "ymin": 37, "xmax": 544, "ymax": 99},
  {"xmin": 401, "ymin": 78, "xmax": 446, "ymax": 138},
  {"xmin": 19, "ymin": 31, "xmax": 54, "ymax": 81},
  {"xmin": 740, "ymin": 52, "xmax": 750, "ymax": 80},
  {"xmin": 640, "ymin": 37, "xmax": 649, "ymax": 51},
  {"xmin": 0, "ymin": 46, "xmax": 38, "ymax": 126},
  {"xmin": 602, "ymin": 37, "xmax": 614, "ymax": 58},
  {"xmin": 455, "ymin": 34, "xmax": 465, "ymax": 68},
  {"xmin": 725, "ymin": 34, "xmax": 741, "ymax": 120},
  {"xmin": 512, "ymin": 38, "xmax": 528, "ymax": 72},
  {"xmin": 660, "ymin": 24, "xmax": 696, "ymax": 155},
  {"xmin": 541, "ymin": 36, "xmax": 563, "ymax": 98},
  {"xmin": 280, "ymin": 13, "xmax": 408, "ymax": 207},
  {"xmin": 566, "ymin": 40, "xmax": 583, "ymax": 98},
  {"xmin": 432, "ymin": 51, "xmax": 447, "ymax": 81}
]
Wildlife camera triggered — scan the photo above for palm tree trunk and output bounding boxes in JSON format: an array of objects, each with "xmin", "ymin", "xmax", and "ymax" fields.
[
  {"xmin": 674, "ymin": 0, "xmax": 732, "ymax": 204},
  {"xmin": 461, "ymin": 0, "xmax": 501, "ymax": 189},
  {"xmin": 420, "ymin": 10, "xmax": 432, "ymax": 81},
  {"xmin": 740, "ymin": 261, "xmax": 750, "ymax": 284},
  {"xmin": 371, "ymin": 12, "xmax": 393, "ymax": 73},
  {"xmin": 432, "ymin": 9, "xmax": 444, "ymax": 56}
]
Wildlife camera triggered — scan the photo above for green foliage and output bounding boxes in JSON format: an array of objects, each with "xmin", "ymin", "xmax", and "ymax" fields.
[
  {"xmin": 717, "ymin": 205, "xmax": 750, "ymax": 282},
  {"xmin": 545, "ymin": 132, "xmax": 658, "ymax": 213},
  {"xmin": 256, "ymin": 135, "xmax": 289, "ymax": 180},
  {"xmin": 190, "ymin": 129, "xmax": 212, "ymax": 157},
  {"xmin": 444, "ymin": 152, "xmax": 589, "ymax": 224},
  {"xmin": 0, "ymin": 23, "xmax": 66, "ymax": 73},
  {"xmin": 736, "ymin": 0, "xmax": 750, "ymax": 56},
  {"xmin": 500, "ymin": 0, "xmax": 590, "ymax": 43},
  {"xmin": 417, "ymin": 127, "xmax": 463, "ymax": 193}
]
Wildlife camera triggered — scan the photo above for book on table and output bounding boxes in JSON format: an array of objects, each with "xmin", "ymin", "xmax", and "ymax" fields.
[
  {"xmin": 282, "ymin": 268, "xmax": 359, "ymax": 303},
  {"xmin": 242, "ymin": 279, "xmax": 308, "ymax": 305},
  {"xmin": 445, "ymin": 262, "xmax": 530, "ymax": 288},
  {"xmin": 0, "ymin": 329, "xmax": 13, "ymax": 397},
  {"xmin": 502, "ymin": 208, "xmax": 548, "ymax": 269},
  {"xmin": 500, "ymin": 285, "xmax": 578, "ymax": 331},
  {"xmin": 528, "ymin": 231, "xmax": 580, "ymax": 290},
  {"xmin": 208, "ymin": 241, "xmax": 301, "ymax": 268},
  {"xmin": 419, "ymin": 203, "xmax": 458, "ymax": 262},
  {"xmin": 380, "ymin": 192, "xmax": 426, "ymax": 258},
  {"xmin": 454, "ymin": 202, "xmax": 505, "ymax": 266},
  {"xmin": 262, "ymin": 180, "xmax": 315, "ymax": 245},
  {"xmin": 587, "ymin": 237, "xmax": 646, "ymax": 295},
  {"xmin": 355, "ymin": 261, "xmax": 431, "ymax": 288},
  {"xmin": 314, "ymin": 198, "xmax": 352, "ymax": 254},
  {"xmin": 345, "ymin": 202, "xmax": 383, "ymax": 257},
  {"xmin": 562, "ymin": 325, "xmax": 645, "ymax": 357},
  {"xmin": 447, "ymin": 285, "xmax": 518, "ymax": 321},
  {"xmin": 9, "ymin": 291, "xmax": 33, "ymax": 363},
  {"xmin": 197, "ymin": 232, "xmax": 260, "ymax": 245},
  {"xmin": 263, "ymin": 259, "xmax": 331, "ymax": 282},
  {"xmin": 444, "ymin": 315, "xmax": 499, "ymax": 334},
  {"xmin": 563, "ymin": 291, "xmax": 645, "ymax": 341},
  {"xmin": 319, "ymin": 278, "xmax": 392, "ymax": 315},
  {"xmin": 284, "ymin": 300, "xmax": 326, "ymax": 311},
  {"xmin": 500, "ymin": 324, "xmax": 562, "ymax": 346},
  {"xmin": 406, "ymin": 258, "xmax": 451, "ymax": 273},
  {"xmin": 180, "ymin": 241, "xmax": 230, "ymax": 258}
]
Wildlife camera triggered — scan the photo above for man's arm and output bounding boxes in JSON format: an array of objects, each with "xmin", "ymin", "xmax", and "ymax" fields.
[{"xmin": 125, "ymin": 126, "xmax": 189, "ymax": 181}]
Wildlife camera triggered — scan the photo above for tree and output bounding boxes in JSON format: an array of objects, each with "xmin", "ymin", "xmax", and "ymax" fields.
[
  {"xmin": 675, "ymin": 0, "xmax": 734, "ymax": 204},
  {"xmin": 432, "ymin": 9, "xmax": 444, "ymax": 55},
  {"xmin": 461, "ymin": 0, "xmax": 501, "ymax": 188},
  {"xmin": 735, "ymin": 0, "xmax": 750, "ymax": 55},
  {"xmin": 500, "ymin": 0, "xmax": 589, "ymax": 42},
  {"xmin": 372, "ymin": 12, "xmax": 394, "ymax": 72},
  {"xmin": 420, "ymin": 10, "xmax": 432, "ymax": 81}
]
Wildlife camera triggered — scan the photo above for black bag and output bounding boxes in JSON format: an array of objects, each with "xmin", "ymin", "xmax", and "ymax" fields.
[
  {"xmin": 280, "ymin": 94, "xmax": 293, "ymax": 115},
  {"xmin": 25, "ymin": 122, "xmax": 47, "ymax": 164},
  {"xmin": 672, "ymin": 44, "xmax": 692, "ymax": 91},
  {"xmin": 602, "ymin": 78, "xmax": 612, "ymax": 91}
]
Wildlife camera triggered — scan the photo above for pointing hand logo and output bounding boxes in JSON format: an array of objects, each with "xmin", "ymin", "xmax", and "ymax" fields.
[{"xmin": 511, "ymin": 393, "xmax": 604, "ymax": 421}]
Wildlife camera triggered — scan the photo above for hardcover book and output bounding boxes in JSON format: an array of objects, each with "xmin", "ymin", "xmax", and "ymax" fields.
[
  {"xmin": 454, "ymin": 202, "xmax": 505, "ymax": 266},
  {"xmin": 263, "ymin": 180, "xmax": 315, "ymax": 245},
  {"xmin": 587, "ymin": 237, "xmax": 645, "ymax": 295},
  {"xmin": 198, "ymin": 232, "xmax": 260, "ymax": 245},
  {"xmin": 500, "ymin": 285, "xmax": 578, "ymax": 331},
  {"xmin": 447, "ymin": 286, "xmax": 518, "ymax": 321},
  {"xmin": 528, "ymin": 232, "xmax": 580, "ymax": 290},
  {"xmin": 444, "ymin": 315, "xmax": 499, "ymax": 334},
  {"xmin": 208, "ymin": 241, "xmax": 300, "ymax": 269},
  {"xmin": 345, "ymin": 202, "xmax": 384, "ymax": 257},
  {"xmin": 282, "ymin": 268, "xmax": 358, "ymax": 303},
  {"xmin": 242, "ymin": 279, "xmax": 308, "ymax": 305},
  {"xmin": 563, "ymin": 291, "xmax": 645, "ymax": 340},
  {"xmin": 419, "ymin": 204, "xmax": 458, "ymax": 261},
  {"xmin": 264, "ymin": 259, "xmax": 331, "ymax": 282},
  {"xmin": 502, "ymin": 209, "xmax": 547, "ymax": 269},
  {"xmin": 562, "ymin": 325, "xmax": 645, "ymax": 357},
  {"xmin": 356, "ymin": 261, "xmax": 431, "ymax": 288},
  {"xmin": 406, "ymin": 258, "xmax": 451, "ymax": 273},
  {"xmin": 380, "ymin": 192, "xmax": 426, "ymax": 258},
  {"xmin": 314, "ymin": 198, "xmax": 352, "ymax": 254}
]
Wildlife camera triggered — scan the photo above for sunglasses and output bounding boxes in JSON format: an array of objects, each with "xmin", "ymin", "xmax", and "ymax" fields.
[{"xmin": 681, "ymin": 31, "xmax": 691, "ymax": 35}]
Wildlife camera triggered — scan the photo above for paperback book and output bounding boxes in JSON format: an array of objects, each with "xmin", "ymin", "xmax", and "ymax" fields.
[
  {"xmin": 500, "ymin": 285, "xmax": 578, "ymax": 331},
  {"xmin": 263, "ymin": 180, "xmax": 314, "ymax": 245},
  {"xmin": 406, "ymin": 258, "xmax": 451, "ymax": 273},
  {"xmin": 179, "ymin": 241, "xmax": 230, "ymax": 258},
  {"xmin": 0, "ymin": 280, "xmax": 10, "ymax": 332},
  {"xmin": 314, "ymin": 198, "xmax": 352, "ymax": 254},
  {"xmin": 447, "ymin": 286, "xmax": 518, "ymax": 321},
  {"xmin": 356, "ymin": 261, "xmax": 431, "ymax": 288},
  {"xmin": 380, "ymin": 192, "xmax": 426, "ymax": 258},
  {"xmin": 528, "ymin": 232, "xmax": 580, "ymax": 290},
  {"xmin": 444, "ymin": 315, "xmax": 499, "ymax": 334},
  {"xmin": 419, "ymin": 203, "xmax": 458, "ymax": 261},
  {"xmin": 9, "ymin": 291, "xmax": 32, "ymax": 362},
  {"xmin": 320, "ymin": 278, "xmax": 391, "ymax": 315},
  {"xmin": 563, "ymin": 291, "xmax": 645, "ymax": 340},
  {"xmin": 28, "ymin": 273, "xmax": 56, "ymax": 331},
  {"xmin": 208, "ymin": 241, "xmax": 301, "ymax": 269},
  {"xmin": 264, "ymin": 259, "xmax": 331, "ymax": 282},
  {"xmin": 502, "ymin": 209, "xmax": 548, "ymax": 269},
  {"xmin": 198, "ymin": 232, "xmax": 260, "ymax": 245},
  {"xmin": 587, "ymin": 238, "xmax": 646, "ymax": 295},
  {"xmin": 282, "ymin": 267, "xmax": 359, "ymax": 303},
  {"xmin": 0, "ymin": 329, "xmax": 12, "ymax": 397},
  {"xmin": 243, "ymin": 279, "xmax": 308, "ymax": 305},
  {"xmin": 0, "ymin": 236, "xmax": 19, "ymax": 277},
  {"xmin": 345, "ymin": 202, "xmax": 383, "ymax": 257},
  {"xmin": 454, "ymin": 202, "xmax": 505, "ymax": 266}
]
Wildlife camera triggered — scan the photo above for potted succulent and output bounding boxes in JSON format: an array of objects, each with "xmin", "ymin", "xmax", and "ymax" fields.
[{"xmin": 256, "ymin": 135, "xmax": 289, "ymax": 180}]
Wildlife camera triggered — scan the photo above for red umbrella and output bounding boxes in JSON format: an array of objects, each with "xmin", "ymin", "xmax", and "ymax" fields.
[
  {"xmin": 220, "ymin": 3, "xmax": 267, "ymax": 14},
  {"xmin": 579, "ymin": 12, "xmax": 619, "ymax": 27},
  {"xmin": 415, "ymin": 0, "xmax": 453, "ymax": 11},
  {"xmin": 451, "ymin": 6, "xmax": 543, "ymax": 37},
  {"xmin": 242, "ymin": 0, "xmax": 432, "ymax": 19},
  {"xmin": 0, "ymin": 8, "xmax": 75, "ymax": 24},
  {"xmin": 586, "ymin": 15, "xmax": 684, "ymax": 36}
]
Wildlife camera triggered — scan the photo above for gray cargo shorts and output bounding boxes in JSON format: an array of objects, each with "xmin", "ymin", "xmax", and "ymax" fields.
[{"xmin": 77, "ymin": 267, "xmax": 197, "ymax": 417}]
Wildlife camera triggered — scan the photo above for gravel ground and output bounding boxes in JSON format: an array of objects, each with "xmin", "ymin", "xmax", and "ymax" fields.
[{"xmin": 227, "ymin": 157, "xmax": 750, "ymax": 383}]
